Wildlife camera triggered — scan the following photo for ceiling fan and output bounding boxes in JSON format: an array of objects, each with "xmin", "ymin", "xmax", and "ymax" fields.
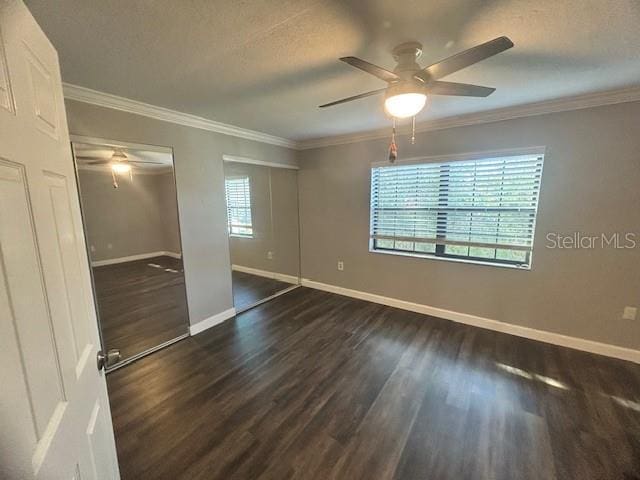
[
  {"xmin": 320, "ymin": 36, "xmax": 514, "ymax": 119},
  {"xmin": 75, "ymin": 148, "xmax": 163, "ymax": 188}
]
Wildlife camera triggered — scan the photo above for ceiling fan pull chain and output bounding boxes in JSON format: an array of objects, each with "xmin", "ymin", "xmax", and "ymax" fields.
[
  {"xmin": 389, "ymin": 118, "xmax": 398, "ymax": 163},
  {"xmin": 111, "ymin": 169, "xmax": 119, "ymax": 189},
  {"xmin": 411, "ymin": 116, "xmax": 416, "ymax": 145}
]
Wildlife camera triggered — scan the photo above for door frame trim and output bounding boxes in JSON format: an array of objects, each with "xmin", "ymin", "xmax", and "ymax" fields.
[
  {"xmin": 105, "ymin": 333, "xmax": 189, "ymax": 373},
  {"xmin": 69, "ymin": 134, "xmax": 174, "ymax": 154},
  {"xmin": 234, "ymin": 284, "xmax": 300, "ymax": 315},
  {"xmin": 69, "ymin": 134, "xmax": 191, "ymax": 370}
]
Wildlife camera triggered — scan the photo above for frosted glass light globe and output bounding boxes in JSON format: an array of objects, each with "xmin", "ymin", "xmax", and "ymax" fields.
[
  {"xmin": 111, "ymin": 162, "xmax": 131, "ymax": 174},
  {"xmin": 384, "ymin": 93, "xmax": 427, "ymax": 118}
]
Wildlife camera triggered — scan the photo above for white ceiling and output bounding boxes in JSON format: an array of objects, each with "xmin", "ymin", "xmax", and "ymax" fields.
[{"xmin": 26, "ymin": 0, "xmax": 640, "ymax": 142}]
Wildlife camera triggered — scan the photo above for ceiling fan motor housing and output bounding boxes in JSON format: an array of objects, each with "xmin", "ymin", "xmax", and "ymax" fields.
[{"xmin": 392, "ymin": 41, "xmax": 424, "ymax": 80}]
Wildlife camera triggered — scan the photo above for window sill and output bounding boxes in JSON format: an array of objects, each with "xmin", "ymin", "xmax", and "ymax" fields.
[
  {"xmin": 369, "ymin": 247, "xmax": 531, "ymax": 271},
  {"xmin": 229, "ymin": 234, "xmax": 254, "ymax": 239}
]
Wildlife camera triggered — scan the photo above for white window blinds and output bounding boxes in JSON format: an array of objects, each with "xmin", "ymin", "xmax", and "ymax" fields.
[
  {"xmin": 370, "ymin": 152, "xmax": 544, "ymax": 267},
  {"xmin": 225, "ymin": 176, "xmax": 253, "ymax": 237}
]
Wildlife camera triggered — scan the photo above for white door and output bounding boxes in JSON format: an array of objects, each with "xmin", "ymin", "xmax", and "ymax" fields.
[{"xmin": 0, "ymin": 1, "xmax": 120, "ymax": 479}]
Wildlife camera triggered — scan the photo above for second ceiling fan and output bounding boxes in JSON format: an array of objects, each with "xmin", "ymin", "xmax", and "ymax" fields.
[
  {"xmin": 320, "ymin": 36, "xmax": 514, "ymax": 118},
  {"xmin": 76, "ymin": 148, "xmax": 164, "ymax": 188}
]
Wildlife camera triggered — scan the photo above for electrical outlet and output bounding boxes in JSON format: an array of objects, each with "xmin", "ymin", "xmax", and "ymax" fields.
[
  {"xmin": 267, "ymin": 251, "xmax": 273, "ymax": 260},
  {"xmin": 337, "ymin": 261, "xmax": 344, "ymax": 271},
  {"xmin": 622, "ymin": 306, "xmax": 637, "ymax": 321},
  {"xmin": 107, "ymin": 243, "xmax": 113, "ymax": 250},
  {"xmin": 90, "ymin": 245, "xmax": 96, "ymax": 253}
]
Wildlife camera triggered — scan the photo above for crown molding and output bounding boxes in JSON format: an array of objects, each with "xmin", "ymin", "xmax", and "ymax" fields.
[
  {"xmin": 222, "ymin": 154, "xmax": 299, "ymax": 170},
  {"xmin": 297, "ymin": 85, "xmax": 640, "ymax": 150},
  {"xmin": 64, "ymin": 83, "xmax": 640, "ymax": 152},
  {"xmin": 62, "ymin": 83, "xmax": 298, "ymax": 149}
]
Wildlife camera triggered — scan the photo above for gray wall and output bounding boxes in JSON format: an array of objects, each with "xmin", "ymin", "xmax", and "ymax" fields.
[
  {"xmin": 78, "ymin": 169, "xmax": 180, "ymax": 262},
  {"xmin": 298, "ymin": 101, "xmax": 640, "ymax": 350},
  {"xmin": 270, "ymin": 167, "xmax": 301, "ymax": 278},
  {"xmin": 65, "ymin": 99, "xmax": 297, "ymax": 325},
  {"xmin": 225, "ymin": 162, "xmax": 300, "ymax": 277},
  {"xmin": 155, "ymin": 171, "xmax": 182, "ymax": 254}
]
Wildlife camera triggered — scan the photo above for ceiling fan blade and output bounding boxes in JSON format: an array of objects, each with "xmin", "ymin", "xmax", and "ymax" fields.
[
  {"xmin": 86, "ymin": 160, "xmax": 110, "ymax": 165},
  {"xmin": 417, "ymin": 36, "xmax": 513, "ymax": 81},
  {"xmin": 340, "ymin": 57, "xmax": 399, "ymax": 83},
  {"xmin": 319, "ymin": 89, "xmax": 386, "ymax": 108},
  {"xmin": 427, "ymin": 81, "xmax": 495, "ymax": 97},
  {"xmin": 76, "ymin": 155, "xmax": 107, "ymax": 160},
  {"xmin": 128, "ymin": 160, "xmax": 164, "ymax": 165}
]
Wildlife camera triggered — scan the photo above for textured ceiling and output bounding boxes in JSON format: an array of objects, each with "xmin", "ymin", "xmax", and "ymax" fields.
[{"xmin": 25, "ymin": 0, "xmax": 640, "ymax": 142}]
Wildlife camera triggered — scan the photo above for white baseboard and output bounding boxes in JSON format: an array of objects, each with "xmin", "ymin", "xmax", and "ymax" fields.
[
  {"xmin": 91, "ymin": 251, "xmax": 182, "ymax": 267},
  {"xmin": 301, "ymin": 279, "xmax": 640, "ymax": 364},
  {"xmin": 232, "ymin": 264, "xmax": 299, "ymax": 285},
  {"xmin": 189, "ymin": 307, "xmax": 237, "ymax": 336}
]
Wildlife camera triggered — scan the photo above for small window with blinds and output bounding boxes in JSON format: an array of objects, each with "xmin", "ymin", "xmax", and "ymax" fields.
[
  {"xmin": 370, "ymin": 150, "xmax": 544, "ymax": 268},
  {"xmin": 225, "ymin": 176, "xmax": 253, "ymax": 237}
]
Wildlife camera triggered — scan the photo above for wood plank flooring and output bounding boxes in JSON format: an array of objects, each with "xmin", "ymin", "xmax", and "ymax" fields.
[
  {"xmin": 106, "ymin": 287, "xmax": 640, "ymax": 480},
  {"xmin": 93, "ymin": 255, "xmax": 189, "ymax": 361},
  {"xmin": 232, "ymin": 270, "xmax": 293, "ymax": 311}
]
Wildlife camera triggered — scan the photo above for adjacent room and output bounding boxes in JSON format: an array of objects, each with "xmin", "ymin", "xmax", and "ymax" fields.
[{"xmin": 2, "ymin": 1, "xmax": 639, "ymax": 479}]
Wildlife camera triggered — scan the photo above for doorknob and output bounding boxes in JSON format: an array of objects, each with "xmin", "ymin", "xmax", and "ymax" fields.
[{"xmin": 97, "ymin": 349, "xmax": 121, "ymax": 370}]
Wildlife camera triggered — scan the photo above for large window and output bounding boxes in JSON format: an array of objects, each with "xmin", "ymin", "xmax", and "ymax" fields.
[
  {"xmin": 370, "ymin": 150, "xmax": 544, "ymax": 268},
  {"xmin": 225, "ymin": 176, "xmax": 253, "ymax": 237}
]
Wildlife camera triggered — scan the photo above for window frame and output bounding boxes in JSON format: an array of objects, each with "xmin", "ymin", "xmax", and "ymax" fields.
[
  {"xmin": 368, "ymin": 147, "xmax": 545, "ymax": 270},
  {"xmin": 224, "ymin": 175, "xmax": 254, "ymax": 239}
]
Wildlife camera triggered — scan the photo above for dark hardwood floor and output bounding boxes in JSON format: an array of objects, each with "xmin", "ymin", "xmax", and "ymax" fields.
[
  {"xmin": 107, "ymin": 287, "xmax": 640, "ymax": 480},
  {"xmin": 93, "ymin": 255, "xmax": 189, "ymax": 360},
  {"xmin": 232, "ymin": 270, "xmax": 293, "ymax": 311}
]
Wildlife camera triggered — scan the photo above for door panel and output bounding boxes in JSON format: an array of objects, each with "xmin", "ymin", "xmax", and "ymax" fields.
[
  {"xmin": 0, "ymin": 22, "xmax": 13, "ymax": 113},
  {"xmin": 0, "ymin": 2, "xmax": 120, "ymax": 479},
  {"xmin": 43, "ymin": 171, "xmax": 91, "ymax": 369},
  {"xmin": 0, "ymin": 159, "xmax": 66, "ymax": 433},
  {"xmin": 85, "ymin": 399, "xmax": 118, "ymax": 479},
  {"xmin": 0, "ymin": 158, "xmax": 61, "ymax": 477},
  {"xmin": 24, "ymin": 42, "xmax": 59, "ymax": 139}
]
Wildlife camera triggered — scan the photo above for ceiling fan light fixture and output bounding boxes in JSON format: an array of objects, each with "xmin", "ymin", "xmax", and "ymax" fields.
[
  {"xmin": 111, "ymin": 162, "xmax": 131, "ymax": 174},
  {"xmin": 111, "ymin": 149, "xmax": 127, "ymax": 161},
  {"xmin": 384, "ymin": 92, "xmax": 427, "ymax": 118}
]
